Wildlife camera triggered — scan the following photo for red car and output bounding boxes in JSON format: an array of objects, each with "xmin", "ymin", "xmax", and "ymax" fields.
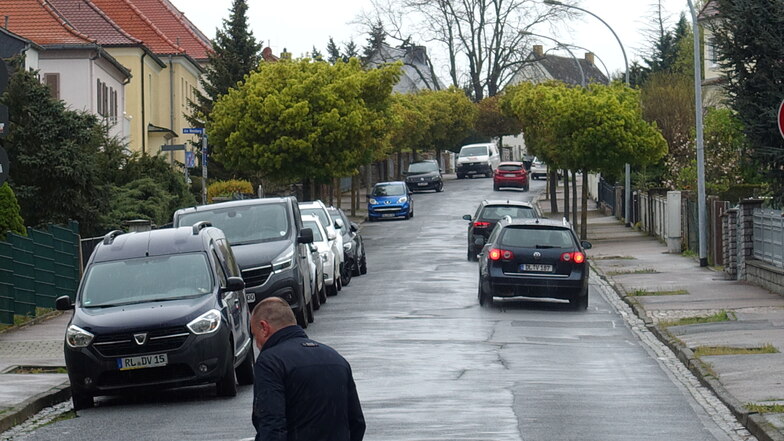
[{"xmin": 493, "ymin": 161, "xmax": 529, "ymax": 191}]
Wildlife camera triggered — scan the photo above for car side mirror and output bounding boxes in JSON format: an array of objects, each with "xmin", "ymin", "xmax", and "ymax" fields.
[
  {"xmin": 298, "ymin": 227, "xmax": 314, "ymax": 244},
  {"xmin": 462, "ymin": 214, "xmax": 472, "ymax": 221},
  {"xmin": 350, "ymin": 222, "xmax": 359, "ymax": 232},
  {"xmin": 55, "ymin": 295, "xmax": 74, "ymax": 311},
  {"xmin": 334, "ymin": 219, "xmax": 344, "ymax": 230},
  {"xmin": 224, "ymin": 276, "xmax": 245, "ymax": 292},
  {"xmin": 327, "ymin": 231, "xmax": 337, "ymax": 241},
  {"xmin": 309, "ymin": 243, "xmax": 318, "ymax": 253},
  {"xmin": 581, "ymin": 240, "xmax": 592, "ymax": 250}
]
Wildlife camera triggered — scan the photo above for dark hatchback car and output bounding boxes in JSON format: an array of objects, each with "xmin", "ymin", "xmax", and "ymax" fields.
[
  {"xmin": 405, "ymin": 160, "xmax": 444, "ymax": 192},
  {"xmin": 173, "ymin": 197, "xmax": 315, "ymax": 328},
  {"xmin": 477, "ymin": 217, "xmax": 592, "ymax": 309},
  {"xmin": 493, "ymin": 161, "xmax": 529, "ymax": 191},
  {"xmin": 463, "ymin": 200, "xmax": 541, "ymax": 261},
  {"xmin": 55, "ymin": 223, "xmax": 254, "ymax": 410},
  {"xmin": 327, "ymin": 206, "xmax": 367, "ymax": 285}
]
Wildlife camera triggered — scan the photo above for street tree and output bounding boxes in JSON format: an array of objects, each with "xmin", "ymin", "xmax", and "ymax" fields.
[
  {"xmin": 208, "ymin": 58, "xmax": 401, "ymax": 198},
  {"xmin": 475, "ymin": 94, "xmax": 524, "ymax": 145},
  {"xmin": 712, "ymin": 0, "xmax": 784, "ymax": 205},
  {"xmin": 387, "ymin": 92, "xmax": 431, "ymax": 175},
  {"xmin": 366, "ymin": 0, "xmax": 566, "ymax": 100},
  {"xmin": 417, "ymin": 87, "xmax": 478, "ymax": 156},
  {"xmin": 0, "ymin": 183, "xmax": 25, "ymax": 240}
]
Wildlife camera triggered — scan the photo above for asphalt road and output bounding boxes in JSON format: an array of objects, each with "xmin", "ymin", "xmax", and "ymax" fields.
[{"xmin": 17, "ymin": 176, "xmax": 744, "ymax": 441}]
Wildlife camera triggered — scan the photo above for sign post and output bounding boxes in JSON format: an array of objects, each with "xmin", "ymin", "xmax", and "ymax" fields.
[{"xmin": 183, "ymin": 128, "xmax": 207, "ymax": 204}]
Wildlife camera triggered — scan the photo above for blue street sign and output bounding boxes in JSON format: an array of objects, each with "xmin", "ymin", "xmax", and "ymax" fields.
[
  {"xmin": 185, "ymin": 151, "xmax": 195, "ymax": 168},
  {"xmin": 183, "ymin": 127, "xmax": 204, "ymax": 135}
]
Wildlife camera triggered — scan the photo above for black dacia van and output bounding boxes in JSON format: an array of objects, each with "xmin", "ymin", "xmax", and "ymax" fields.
[
  {"xmin": 173, "ymin": 196, "xmax": 315, "ymax": 328},
  {"xmin": 56, "ymin": 222, "xmax": 254, "ymax": 410}
]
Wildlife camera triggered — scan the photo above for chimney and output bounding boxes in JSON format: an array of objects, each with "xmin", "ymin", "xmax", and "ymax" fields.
[
  {"xmin": 584, "ymin": 52, "xmax": 595, "ymax": 65},
  {"xmin": 533, "ymin": 45, "xmax": 544, "ymax": 58}
]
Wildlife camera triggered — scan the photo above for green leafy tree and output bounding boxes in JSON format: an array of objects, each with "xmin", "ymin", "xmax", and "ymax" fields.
[
  {"xmin": 712, "ymin": 0, "xmax": 784, "ymax": 205},
  {"xmin": 102, "ymin": 178, "xmax": 176, "ymax": 229},
  {"xmin": 475, "ymin": 94, "xmax": 524, "ymax": 143},
  {"xmin": 208, "ymin": 58, "xmax": 401, "ymax": 197},
  {"xmin": 0, "ymin": 183, "xmax": 26, "ymax": 240},
  {"xmin": 417, "ymin": 88, "xmax": 478, "ymax": 156},
  {"xmin": 2, "ymin": 67, "xmax": 116, "ymax": 235}
]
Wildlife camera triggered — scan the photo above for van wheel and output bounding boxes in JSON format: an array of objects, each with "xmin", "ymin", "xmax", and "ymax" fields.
[
  {"xmin": 295, "ymin": 293, "xmax": 308, "ymax": 328},
  {"xmin": 359, "ymin": 256, "xmax": 367, "ymax": 275},
  {"xmin": 216, "ymin": 344, "xmax": 238, "ymax": 397},
  {"xmin": 319, "ymin": 282, "xmax": 328, "ymax": 303},
  {"xmin": 306, "ymin": 296, "xmax": 315, "ymax": 323},
  {"xmin": 72, "ymin": 389, "xmax": 94, "ymax": 411},
  {"xmin": 235, "ymin": 343, "xmax": 254, "ymax": 386}
]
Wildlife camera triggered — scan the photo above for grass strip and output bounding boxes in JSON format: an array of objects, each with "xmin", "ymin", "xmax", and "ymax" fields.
[
  {"xmin": 606, "ymin": 268, "xmax": 658, "ymax": 276},
  {"xmin": 630, "ymin": 289, "xmax": 689, "ymax": 296},
  {"xmin": 694, "ymin": 344, "xmax": 778, "ymax": 357},
  {"xmin": 659, "ymin": 310, "xmax": 735, "ymax": 327},
  {"xmin": 745, "ymin": 403, "xmax": 784, "ymax": 413}
]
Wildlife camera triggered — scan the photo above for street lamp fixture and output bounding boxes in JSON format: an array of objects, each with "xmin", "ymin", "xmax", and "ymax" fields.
[{"xmin": 543, "ymin": 0, "xmax": 633, "ymax": 227}]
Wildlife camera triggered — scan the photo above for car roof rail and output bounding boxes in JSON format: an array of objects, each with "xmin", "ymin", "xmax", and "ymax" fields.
[
  {"xmin": 102, "ymin": 230, "xmax": 124, "ymax": 245},
  {"xmin": 192, "ymin": 221, "xmax": 212, "ymax": 235}
]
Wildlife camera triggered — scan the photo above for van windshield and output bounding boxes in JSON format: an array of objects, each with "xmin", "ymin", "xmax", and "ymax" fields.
[
  {"xmin": 177, "ymin": 203, "xmax": 290, "ymax": 245},
  {"xmin": 460, "ymin": 146, "xmax": 488, "ymax": 157},
  {"xmin": 81, "ymin": 253, "xmax": 213, "ymax": 308}
]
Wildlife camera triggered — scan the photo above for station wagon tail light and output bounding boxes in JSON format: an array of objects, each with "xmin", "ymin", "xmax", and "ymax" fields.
[
  {"xmin": 66, "ymin": 325, "xmax": 94, "ymax": 348},
  {"xmin": 561, "ymin": 252, "xmax": 585, "ymax": 263},
  {"xmin": 473, "ymin": 221, "xmax": 491, "ymax": 228},
  {"xmin": 187, "ymin": 309, "xmax": 222, "ymax": 335},
  {"xmin": 489, "ymin": 249, "xmax": 514, "ymax": 261}
]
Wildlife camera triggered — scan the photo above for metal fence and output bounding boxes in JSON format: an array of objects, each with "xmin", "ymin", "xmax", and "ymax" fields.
[
  {"xmin": 753, "ymin": 209, "xmax": 784, "ymax": 267},
  {"xmin": 597, "ymin": 178, "xmax": 615, "ymax": 215},
  {"xmin": 0, "ymin": 221, "xmax": 81, "ymax": 325}
]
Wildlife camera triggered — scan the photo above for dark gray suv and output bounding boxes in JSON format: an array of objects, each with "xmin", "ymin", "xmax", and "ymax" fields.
[{"xmin": 173, "ymin": 197, "xmax": 315, "ymax": 328}]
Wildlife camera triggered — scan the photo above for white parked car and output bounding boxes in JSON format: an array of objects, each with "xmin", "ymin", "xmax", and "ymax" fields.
[
  {"xmin": 530, "ymin": 157, "xmax": 547, "ymax": 180},
  {"xmin": 299, "ymin": 200, "xmax": 343, "ymax": 295},
  {"xmin": 302, "ymin": 214, "xmax": 333, "ymax": 305}
]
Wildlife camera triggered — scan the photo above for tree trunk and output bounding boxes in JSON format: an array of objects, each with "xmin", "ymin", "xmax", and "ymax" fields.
[
  {"xmin": 351, "ymin": 175, "xmax": 358, "ymax": 217},
  {"xmin": 397, "ymin": 152, "xmax": 403, "ymax": 180},
  {"xmin": 572, "ymin": 170, "xmax": 578, "ymax": 229},
  {"xmin": 581, "ymin": 173, "xmax": 589, "ymax": 240},
  {"xmin": 549, "ymin": 170, "xmax": 558, "ymax": 213},
  {"xmin": 302, "ymin": 178, "xmax": 312, "ymax": 202},
  {"xmin": 563, "ymin": 170, "xmax": 570, "ymax": 220},
  {"xmin": 334, "ymin": 177, "xmax": 341, "ymax": 209}
]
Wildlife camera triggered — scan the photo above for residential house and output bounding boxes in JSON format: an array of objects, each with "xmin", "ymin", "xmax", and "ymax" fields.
[
  {"xmin": 503, "ymin": 45, "xmax": 610, "ymax": 159},
  {"xmin": 698, "ymin": 0, "xmax": 725, "ymax": 107},
  {"xmin": 87, "ymin": 0, "xmax": 209, "ymax": 162},
  {"xmin": 0, "ymin": 0, "xmax": 132, "ymax": 140},
  {"xmin": 365, "ymin": 43, "xmax": 445, "ymax": 93},
  {"xmin": 0, "ymin": 26, "xmax": 41, "ymax": 71}
]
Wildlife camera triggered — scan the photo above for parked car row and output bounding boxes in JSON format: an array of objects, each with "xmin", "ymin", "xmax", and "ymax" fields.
[{"xmin": 56, "ymin": 195, "xmax": 367, "ymax": 410}]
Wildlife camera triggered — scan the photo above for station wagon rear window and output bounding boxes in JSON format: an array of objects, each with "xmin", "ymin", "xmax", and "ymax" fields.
[
  {"xmin": 500, "ymin": 227, "xmax": 575, "ymax": 249},
  {"xmin": 81, "ymin": 253, "xmax": 213, "ymax": 307},
  {"xmin": 480, "ymin": 205, "xmax": 536, "ymax": 221},
  {"xmin": 498, "ymin": 164, "xmax": 523, "ymax": 171}
]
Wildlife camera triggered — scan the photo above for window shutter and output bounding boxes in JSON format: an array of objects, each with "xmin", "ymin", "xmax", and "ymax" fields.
[
  {"xmin": 96, "ymin": 79, "xmax": 103, "ymax": 115},
  {"xmin": 44, "ymin": 73, "xmax": 59, "ymax": 99}
]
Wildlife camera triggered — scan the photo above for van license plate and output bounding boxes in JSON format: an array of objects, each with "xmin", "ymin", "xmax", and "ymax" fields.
[
  {"xmin": 417, "ymin": 182, "xmax": 428, "ymax": 186},
  {"xmin": 520, "ymin": 264, "xmax": 553, "ymax": 272},
  {"xmin": 117, "ymin": 353, "xmax": 168, "ymax": 371}
]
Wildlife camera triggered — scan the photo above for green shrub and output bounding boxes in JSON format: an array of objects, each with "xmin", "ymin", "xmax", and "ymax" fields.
[
  {"xmin": 0, "ymin": 183, "xmax": 26, "ymax": 240},
  {"xmin": 208, "ymin": 180, "xmax": 253, "ymax": 203}
]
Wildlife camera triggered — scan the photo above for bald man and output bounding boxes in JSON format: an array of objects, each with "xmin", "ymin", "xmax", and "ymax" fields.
[{"xmin": 250, "ymin": 297, "xmax": 365, "ymax": 441}]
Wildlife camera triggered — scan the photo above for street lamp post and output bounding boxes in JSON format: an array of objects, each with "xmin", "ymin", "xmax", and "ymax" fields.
[
  {"xmin": 686, "ymin": 0, "xmax": 708, "ymax": 267},
  {"xmin": 544, "ymin": 0, "xmax": 633, "ymax": 227}
]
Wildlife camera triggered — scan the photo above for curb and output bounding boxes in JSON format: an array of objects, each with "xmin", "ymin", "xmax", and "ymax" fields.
[
  {"xmin": 591, "ymin": 261, "xmax": 784, "ymax": 441},
  {"xmin": 0, "ymin": 380, "xmax": 71, "ymax": 434}
]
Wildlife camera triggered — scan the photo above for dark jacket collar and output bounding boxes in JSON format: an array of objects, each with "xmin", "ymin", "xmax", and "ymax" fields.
[{"xmin": 262, "ymin": 325, "xmax": 307, "ymax": 352}]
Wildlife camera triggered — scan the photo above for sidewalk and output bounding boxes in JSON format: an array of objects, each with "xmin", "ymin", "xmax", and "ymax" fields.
[
  {"xmin": 541, "ymin": 184, "xmax": 784, "ymax": 441},
  {"xmin": 0, "ymin": 312, "xmax": 71, "ymax": 434}
]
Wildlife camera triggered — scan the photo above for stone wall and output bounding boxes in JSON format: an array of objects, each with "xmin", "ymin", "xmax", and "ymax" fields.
[
  {"xmin": 747, "ymin": 259, "xmax": 784, "ymax": 296},
  {"xmin": 723, "ymin": 208, "xmax": 738, "ymax": 279}
]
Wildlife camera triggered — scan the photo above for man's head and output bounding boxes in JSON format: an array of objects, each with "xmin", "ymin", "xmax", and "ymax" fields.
[{"xmin": 251, "ymin": 297, "xmax": 297, "ymax": 350}]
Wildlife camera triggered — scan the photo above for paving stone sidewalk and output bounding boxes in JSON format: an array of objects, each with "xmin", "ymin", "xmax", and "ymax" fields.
[{"xmin": 540, "ymin": 186, "xmax": 784, "ymax": 441}]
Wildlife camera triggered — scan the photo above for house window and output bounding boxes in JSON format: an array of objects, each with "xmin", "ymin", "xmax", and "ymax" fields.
[
  {"xmin": 44, "ymin": 73, "xmax": 60, "ymax": 99},
  {"xmin": 96, "ymin": 79, "xmax": 103, "ymax": 115},
  {"xmin": 706, "ymin": 37, "xmax": 719, "ymax": 67}
]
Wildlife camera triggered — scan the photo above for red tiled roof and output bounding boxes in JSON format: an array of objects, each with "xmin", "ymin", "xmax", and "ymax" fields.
[
  {"xmin": 47, "ymin": 0, "xmax": 141, "ymax": 46},
  {"xmin": 123, "ymin": 0, "xmax": 211, "ymax": 60},
  {"xmin": 90, "ymin": 0, "xmax": 184, "ymax": 54},
  {"xmin": 0, "ymin": 0, "xmax": 95, "ymax": 45}
]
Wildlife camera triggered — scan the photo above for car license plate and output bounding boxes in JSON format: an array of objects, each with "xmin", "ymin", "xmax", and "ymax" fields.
[
  {"xmin": 467, "ymin": 171, "xmax": 476, "ymax": 174},
  {"xmin": 520, "ymin": 264, "xmax": 553, "ymax": 272},
  {"xmin": 504, "ymin": 174, "xmax": 516, "ymax": 177},
  {"xmin": 417, "ymin": 182, "xmax": 428, "ymax": 186},
  {"xmin": 382, "ymin": 213, "xmax": 395, "ymax": 217},
  {"xmin": 117, "ymin": 353, "xmax": 168, "ymax": 371},
  {"xmin": 245, "ymin": 292, "xmax": 255, "ymax": 303}
]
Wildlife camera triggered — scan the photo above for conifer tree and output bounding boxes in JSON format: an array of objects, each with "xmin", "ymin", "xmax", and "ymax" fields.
[
  {"xmin": 326, "ymin": 37, "xmax": 341, "ymax": 64},
  {"xmin": 361, "ymin": 20, "xmax": 387, "ymax": 63}
]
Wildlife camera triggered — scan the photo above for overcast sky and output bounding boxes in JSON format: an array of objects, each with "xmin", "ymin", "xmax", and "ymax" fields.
[{"xmin": 170, "ymin": 0, "xmax": 691, "ymax": 81}]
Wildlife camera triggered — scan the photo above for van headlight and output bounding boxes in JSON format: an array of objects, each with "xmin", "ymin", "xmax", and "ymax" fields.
[
  {"xmin": 272, "ymin": 246, "xmax": 295, "ymax": 273},
  {"xmin": 187, "ymin": 309, "xmax": 222, "ymax": 335},
  {"xmin": 397, "ymin": 197, "xmax": 408, "ymax": 204},
  {"xmin": 66, "ymin": 325, "xmax": 94, "ymax": 348}
]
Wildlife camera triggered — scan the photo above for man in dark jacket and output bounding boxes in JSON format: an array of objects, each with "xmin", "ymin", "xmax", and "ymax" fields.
[{"xmin": 251, "ymin": 297, "xmax": 365, "ymax": 441}]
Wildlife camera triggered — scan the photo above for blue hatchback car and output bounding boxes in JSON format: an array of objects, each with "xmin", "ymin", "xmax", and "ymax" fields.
[{"xmin": 367, "ymin": 181, "xmax": 414, "ymax": 221}]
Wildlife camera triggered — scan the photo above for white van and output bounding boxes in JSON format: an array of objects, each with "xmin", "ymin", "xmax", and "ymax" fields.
[{"xmin": 456, "ymin": 143, "xmax": 501, "ymax": 179}]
